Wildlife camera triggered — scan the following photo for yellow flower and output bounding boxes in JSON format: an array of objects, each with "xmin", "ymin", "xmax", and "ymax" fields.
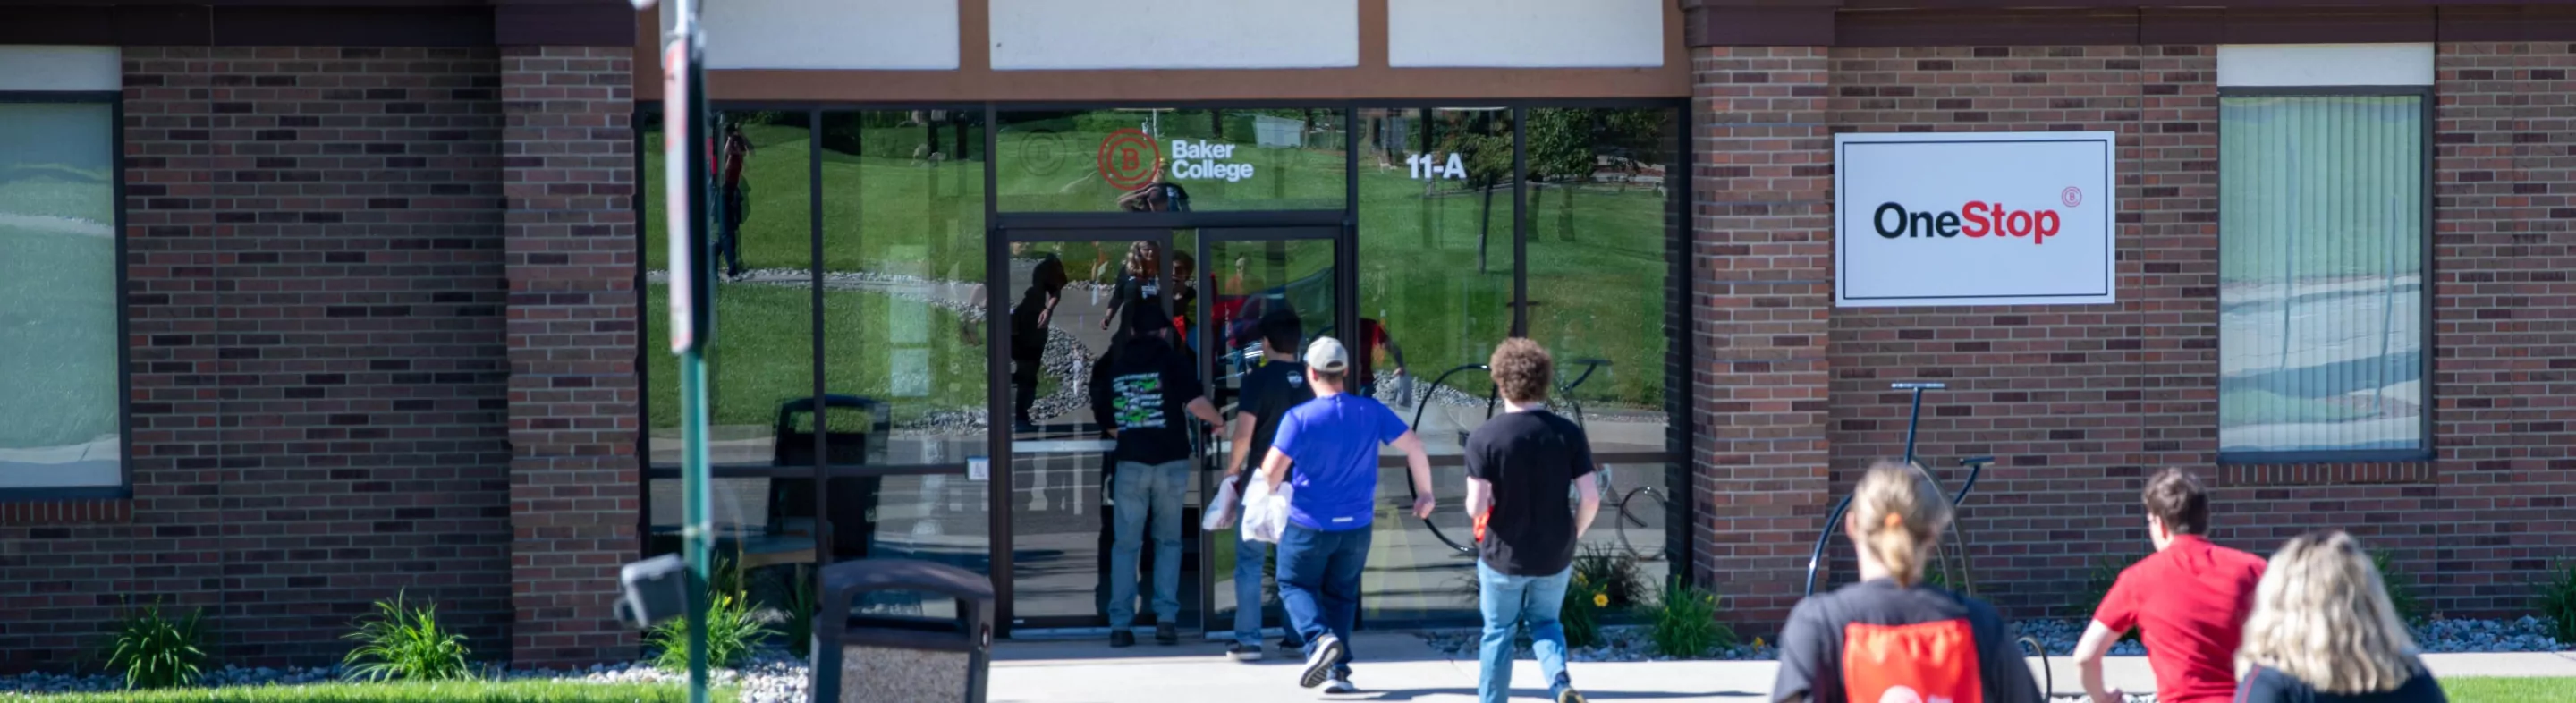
[
  {"xmin": 1752, "ymin": 637, "xmax": 1767, "ymax": 648},
  {"xmin": 1574, "ymin": 574, "xmax": 1588, "ymax": 586},
  {"xmin": 1592, "ymin": 593, "xmax": 1610, "ymax": 607}
]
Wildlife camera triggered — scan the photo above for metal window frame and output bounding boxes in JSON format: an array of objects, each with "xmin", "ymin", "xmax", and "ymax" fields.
[
  {"xmin": 0, "ymin": 90, "xmax": 131, "ymax": 502},
  {"xmin": 631, "ymin": 98, "xmax": 1697, "ymax": 633},
  {"xmin": 2213, "ymin": 86, "xmax": 2437, "ymax": 466}
]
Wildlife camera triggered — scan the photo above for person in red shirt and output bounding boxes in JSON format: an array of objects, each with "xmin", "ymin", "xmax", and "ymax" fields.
[{"xmin": 2073, "ymin": 468, "xmax": 2268, "ymax": 703}]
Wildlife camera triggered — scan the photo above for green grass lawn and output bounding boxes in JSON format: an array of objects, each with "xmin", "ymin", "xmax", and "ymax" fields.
[
  {"xmin": 2442, "ymin": 676, "xmax": 2576, "ymax": 703},
  {"xmin": 644, "ymin": 116, "xmax": 1674, "ymax": 410},
  {"xmin": 19, "ymin": 680, "xmax": 727, "ymax": 703},
  {"xmin": 645, "ymin": 283, "xmax": 987, "ymax": 430}
]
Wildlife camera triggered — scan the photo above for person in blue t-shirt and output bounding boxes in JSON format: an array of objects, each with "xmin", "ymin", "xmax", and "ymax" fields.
[{"xmin": 1257, "ymin": 336, "xmax": 1435, "ymax": 695}]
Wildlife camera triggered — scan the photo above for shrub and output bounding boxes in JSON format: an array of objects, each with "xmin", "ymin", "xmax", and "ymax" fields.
[
  {"xmin": 1559, "ymin": 572, "xmax": 1609, "ymax": 649},
  {"xmin": 648, "ymin": 592, "xmax": 775, "ymax": 672},
  {"xmin": 106, "ymin": 598, "xmax": 208, "ymax": 690},
  {"xmin": 2370, "ymin": 549, "xmax": 2423, "ymax": 625},
  {"xmin": 342, "ymin": 590, "xmax": 473, "ymax": 682},
  {"xmin": 2542, "ymin": 563, "xmax": 2576, "ymax": 647},
  {"xmin": 2070, "ymin": 555, "xmax": 2140, "ymax": 643},
  {"xmin": 1639, "ymin": 578, "xmax": 1734, "ymax": 657},
  {"xmin": 783, "ymin": 570, "xmax": 819, "ymax": 659},
  {"xmin": 1571, "ymin": 545, "xmax": 1649, "ymax": 609}
]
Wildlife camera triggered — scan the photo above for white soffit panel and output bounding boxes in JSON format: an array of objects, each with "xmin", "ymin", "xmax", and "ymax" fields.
[
  {"xmin": 990, "ymin": 0, "xmax": 1359, "ymax": 70},
  {"xmin": 705, "ymin": 0, "xmax": 961, "ymax": 70},
  {"xmin": 1389, "ymin": 0, "xmax": 1662, "ymax": 68},
  {"xmin": 2217, "ymin": 44, "xmax": 2435, "ymax": 87},
  {"xmin": 0, "ymin": 47, "xmax": 120, "ymax": 91}
]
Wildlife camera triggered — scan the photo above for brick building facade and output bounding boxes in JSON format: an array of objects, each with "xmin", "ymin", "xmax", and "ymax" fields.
[{"xmin": 0, "ymin": 0, "xmax": 2567, "ymax": 673}]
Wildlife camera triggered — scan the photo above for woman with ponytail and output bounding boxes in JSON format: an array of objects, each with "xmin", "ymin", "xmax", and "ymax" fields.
[{"xmin": 1771, "ymin": 461, "xmax": 2042, "ymax": 703}]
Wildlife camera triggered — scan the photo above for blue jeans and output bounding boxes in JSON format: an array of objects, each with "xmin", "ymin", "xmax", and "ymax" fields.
[
  {"xmin": 1232, "ymin": 509, "xmax": 1309, "ymax": 648},
  {"xmin": 1477, "ymin": 561, "xmax": 1573, "ymax": 703},
  {"xmin": 1108, "ymin": 460, "xmax": 1190, "ymax": 628},
  {"xmin": 1278, "ymin": 522, "xmax": 1369, "ymax": 672}
]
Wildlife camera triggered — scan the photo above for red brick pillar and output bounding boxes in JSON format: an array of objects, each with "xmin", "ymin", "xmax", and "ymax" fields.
[
  {"xmin": 1690, "ymin": 47, "xmax": 1836, "ymax": 631},
  {"xmin": 501, "ymin": 46, "xmax": 640, "ymax": 668}
]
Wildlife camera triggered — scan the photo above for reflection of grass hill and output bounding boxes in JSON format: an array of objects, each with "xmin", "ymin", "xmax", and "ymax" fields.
[
  {"xmin": 0, "ymin": 225, "xmax": 118, "ymax": 448},
  {"xmin": 644, "ymin": 120, "xmax": 1673, "ymax": 410},
  {"xmin": 645, "ymin": 283, "xmax": 986, "ymax": 429},
  {"xmin": 0, "ymin": 169, "xmax": 114, "ymax": 222}
]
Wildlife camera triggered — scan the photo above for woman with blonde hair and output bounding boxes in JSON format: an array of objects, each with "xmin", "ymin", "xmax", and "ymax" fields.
[
  {"xmin": 2235, "ymin": 530, "xmax": 2448, "ymax": 703},
  {"xmin": 1771, "ymin": 461, "xmax": 2041, "ymax": 703}
]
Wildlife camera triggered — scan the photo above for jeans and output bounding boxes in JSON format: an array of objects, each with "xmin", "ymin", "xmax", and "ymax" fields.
[
  {"xmin": 1477, "ymin": 561, "xmax": 1573, "ymax": 703},
  {"xmin": 1278, "ymin": 522, "xmax": 1369, "ymax": 673},
  {"xmin": 1231, "ymin": 508, "xmax": 1304, "ymax": 648},
  {"xmin": 1108, "ymin": 459, "xmax": 1190, "ymax": 628}
]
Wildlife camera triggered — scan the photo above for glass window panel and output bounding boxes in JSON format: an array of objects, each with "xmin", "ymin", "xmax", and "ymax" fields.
[
  {"xmin": 2218, "ymin": 95, "xmax": 2427, "ymax": 456},
  {"xmin": 996, "ymin": 108, "xmax": 1345, "ymax": 212},
  {"xmin": 1353, "ymin": 106, "xmax": 1519, "ymax": 624},
  {"xmin": 818, "ymin": 110, "xmax": 992, "ymax": 577},
  {"xmin": 0, "ymin": 101, "xmax": 119, "ymax": 489},
  {"xmin": 1522, "ymin": 107, "xmax": 1679, "ymax": 459}
]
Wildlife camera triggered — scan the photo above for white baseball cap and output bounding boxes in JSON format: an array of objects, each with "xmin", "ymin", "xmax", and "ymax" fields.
[{"xmin": 1305, "ymin": 336, "xmax": 1350, "ymax": 373}]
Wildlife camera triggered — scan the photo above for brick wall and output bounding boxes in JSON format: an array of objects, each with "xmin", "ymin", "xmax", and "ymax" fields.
[
  {"xmin": 0, "ymin": 46, "xmax": 513, "ymax": 671},
  {"xmin": 1690, "ymin": 42, "xmax": 2576, "ymax": 628},
  {"xmin": 1690, "ymin": 46, "xmax": 1836, "ymax": 625},
  {"xmin": 500, "ymin": 45, "xmax": 641, "ymax": 668}
]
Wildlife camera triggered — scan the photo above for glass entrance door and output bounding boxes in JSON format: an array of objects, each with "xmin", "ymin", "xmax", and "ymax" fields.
[
  {"xmin": 991, "ymin": 229, "xmax": 1194, "ymax": 631},
  {"xmin": 1193, "ymin": 228, "xmax": 1341, "ymax": 645}
]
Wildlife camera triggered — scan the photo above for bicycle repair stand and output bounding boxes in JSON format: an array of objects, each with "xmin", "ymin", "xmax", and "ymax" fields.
[{"xmin": 1796, "ymin": 382, "xmax": 2053, "ymax": 694}]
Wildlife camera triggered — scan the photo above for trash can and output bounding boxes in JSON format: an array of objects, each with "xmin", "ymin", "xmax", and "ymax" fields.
[
  {"xmin": 809, "ymin": 558, "xmax": 996, "ymax": 703},
  {"xmin": 770, "ymin": 395, "xmax": 891, "ymax": 561}
]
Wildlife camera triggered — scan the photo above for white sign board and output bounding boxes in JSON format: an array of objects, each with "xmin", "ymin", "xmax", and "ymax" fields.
[{"xmin": 1835, "ymin": 132, "xmax": 2117, "ymax": 307}]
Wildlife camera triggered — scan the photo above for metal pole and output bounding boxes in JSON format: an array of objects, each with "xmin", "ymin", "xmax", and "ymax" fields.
[{"xmin": 665, "ymin": 0, "xmax": 712, "ymax": 699}]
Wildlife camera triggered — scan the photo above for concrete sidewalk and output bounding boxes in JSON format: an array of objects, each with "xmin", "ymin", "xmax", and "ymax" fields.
[{"xmin": 987, "ymin": 632, "xmax": 2576, "ymax": 703}]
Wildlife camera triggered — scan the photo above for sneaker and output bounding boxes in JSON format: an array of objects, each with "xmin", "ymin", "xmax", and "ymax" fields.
[
  {"xmin": 1155, "ymin": 623, "xmax": 1178, "ymax": 646},
  {"xmin": 1323, "ymin": 674, "xmax": 1357, "ymax": 694},
  {"xmin": 1555, "ymin": 687, "xmax": 1588, "ymax": 703},
  {"xmin": 1109, "ymin": 630, "xmax": 1135, "ymax": 648},
  {"xmin": 1224, "ymin": 643, "xmax": 1263, "ymax": 661},
  {"xmin": 1298, "ymin": 634, "xmax": 1344, "ymax": 689},
  {"xmin": 1277, "ymin": 636, "xmax": 1305, "ymax": 652}
]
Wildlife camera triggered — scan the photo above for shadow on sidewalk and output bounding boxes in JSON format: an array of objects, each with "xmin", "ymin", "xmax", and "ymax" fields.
[{"xmin": 994, "ymin": 632, "xmax": 1457, "ymax": 665}]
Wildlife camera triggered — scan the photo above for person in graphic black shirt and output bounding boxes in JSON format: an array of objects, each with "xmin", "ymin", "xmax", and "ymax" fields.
[
  {"xmin": 1085, "ymin": 308, "xmax": 1222, "ymax": 648},
  {"xmin": 1772, "ymin": 461, "xmax": 2042, "ymax": 703},
  {"xmin": 2233, "ymin": 530, "xmax": 2449, "ymax": 703},
  {"xmin": 1463, "ymin": 338, "xmax": 1600, "ymax": 703},
  {"xmin": 1007, "ymin": 255, "xmax": 1069, "ymax": 431},
  {"xmin": 1219, "ymin": 310, "xmax": 1317, "ymax": 660}
]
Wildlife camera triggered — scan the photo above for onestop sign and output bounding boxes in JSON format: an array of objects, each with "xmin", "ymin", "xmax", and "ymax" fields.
[{"xmin": 1835, "ymin": 132, "xmax": 2117, "ymax": 307}]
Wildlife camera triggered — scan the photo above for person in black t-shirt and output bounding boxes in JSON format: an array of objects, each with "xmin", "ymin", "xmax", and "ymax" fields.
[
  {"xmin": 1007, "ymin": 255, "xmax": 1069, "ymax": 431},
  {"xmin": 1772, "ymin": 461, "xmax": 2042, "ymax": 703},
  {"xmin": 2233, "ymin": 530, "xmax": 2449, "ymax": 703},
  {"xmin": 1086, "ymin": 308, "xmax": 1223, "ymax": 648},
  {"xmin": 1463, "ymin": 338, "xmax": 1600, "ymax": 703},
  {"xmin": 1220, "ymin": 310, "xmax": 1317, "ymax": 660}
]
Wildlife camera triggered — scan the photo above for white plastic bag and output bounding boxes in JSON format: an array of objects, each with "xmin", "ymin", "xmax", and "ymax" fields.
[
  {"xmin": 1200, "ymin": 473, "xmax": 1241, "ymax": 532},
  {"xmin": 1241, "ymin": 470, "xmax": 1292, "ymax": 544}
]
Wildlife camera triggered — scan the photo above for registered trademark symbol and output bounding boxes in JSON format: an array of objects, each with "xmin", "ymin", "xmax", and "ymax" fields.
[{"xmin": 2061, "ymin": 186, "xmax": 2083, "ymax": 208}]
